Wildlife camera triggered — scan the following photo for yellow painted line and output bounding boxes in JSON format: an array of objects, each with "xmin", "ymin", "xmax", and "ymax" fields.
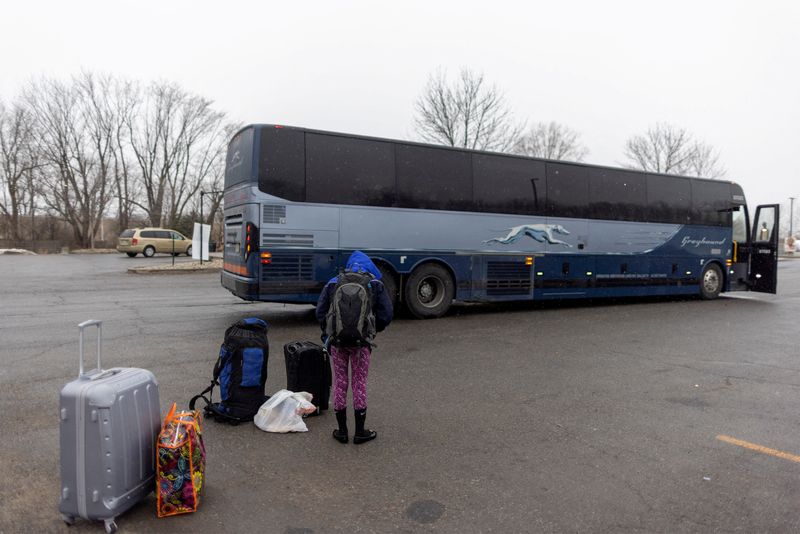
[{"xmin": 717, "ymin": 435, "xmax": 800, "ymax": 464}]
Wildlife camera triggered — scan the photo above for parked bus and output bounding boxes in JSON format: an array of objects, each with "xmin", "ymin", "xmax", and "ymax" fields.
[{"xmin": 221, "ymin": 124, "xmax": 779, "ymax": 318}]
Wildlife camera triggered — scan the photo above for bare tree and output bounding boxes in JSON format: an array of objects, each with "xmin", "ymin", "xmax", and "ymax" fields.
[
  {"xmin": 198, "ymin": 122, "xmax": 240, "ymax": 225},
  {"xmin": 413, "ymin": 68, "xmax": 523, "ymax": 152},
  {"xmin": 0, "ymin": 99, "xmax": 38, "ymax": 242},
  {"xmin": 623, "ymin": 123, "xmax": 725, "ymax": 179},
  {"xmin": 513, "ymin": 121, "xmax": 588, "ymax": 161},
  {"xmin": 23, "ymin": 74, "xmax": 117, "ymax": 248},
  {"xmin": 686, "ymin": 141, "xmax": 725, "ymax": 180},
  {"xmin": 127, "ymin": 82, "xmax": 229, "ymax": 228},
  {"xmin": 102, "ymin": 77, "xmax": 139, "ymax": 232}
]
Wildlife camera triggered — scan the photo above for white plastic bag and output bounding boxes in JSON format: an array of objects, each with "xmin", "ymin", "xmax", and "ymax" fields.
[{"xmin": 254, "ymin": 389, "xmax": 316, "ymax": 433}]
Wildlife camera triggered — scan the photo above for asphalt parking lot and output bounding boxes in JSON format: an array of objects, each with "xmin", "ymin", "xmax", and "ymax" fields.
[{"xmin": 1, "ymin": 253, "xmax": 799, "ymax": 533}]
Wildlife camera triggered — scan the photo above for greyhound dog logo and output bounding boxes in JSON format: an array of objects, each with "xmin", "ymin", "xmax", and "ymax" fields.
[{"xmin": 483, "ymin": 224, "xmax": 572, "ymax": 247}]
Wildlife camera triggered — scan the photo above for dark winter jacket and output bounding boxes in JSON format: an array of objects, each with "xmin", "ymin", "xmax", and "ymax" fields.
[{"xmin": 315, "ymin": 251, "xmax": 394, "ymax": 336}]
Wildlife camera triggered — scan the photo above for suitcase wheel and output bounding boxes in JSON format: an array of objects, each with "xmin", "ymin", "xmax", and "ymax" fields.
[
  {"xmin": 60, "ymin": 513, "xmax": 75, "ymax": 526},
  {"xmin": 104, "ymin": 518, "xmax": 118, "ymax": 534}
]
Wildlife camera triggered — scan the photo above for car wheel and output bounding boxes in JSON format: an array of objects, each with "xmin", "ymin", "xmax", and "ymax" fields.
[
  {"xmin": 186, "ymin": 245, "xmax": 193, "ymax": 257},
  {"xmin": 143, "ymin": 245, "xmax": 155, "ymax": 258},
  {"xmin": 126, "ymin": 252, "xmax": 137, "ymax": 258},
  {"xmin": 404, "ymin": 263, "xmax": 454, "ymax": 319},
  {"xmin": 700, "ymin": 263, "xmax": 723, "ymax": 300}
]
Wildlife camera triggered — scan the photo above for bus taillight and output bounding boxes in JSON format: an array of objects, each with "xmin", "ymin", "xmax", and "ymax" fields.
[
  {"xmin": 260, "ymin": 252, "xmax": 272, "ymax": 265},
  {"xmin": 244, "ymin": 222, "xmax": 259, "ymax": 260}
]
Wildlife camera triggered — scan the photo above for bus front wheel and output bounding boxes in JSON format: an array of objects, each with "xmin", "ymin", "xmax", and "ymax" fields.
[
  {"xmin": 700, "ymin": 263, "xmax": 723, "ymax": 300},
  {"xmin": 404, "ymin": 263, "xmax": 454, "ymax": 319}
]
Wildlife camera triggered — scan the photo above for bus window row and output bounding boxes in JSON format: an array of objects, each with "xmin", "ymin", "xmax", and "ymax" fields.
[{"xmin": 259, "ymin": 129, "xmax": 734, "ymax": 226}]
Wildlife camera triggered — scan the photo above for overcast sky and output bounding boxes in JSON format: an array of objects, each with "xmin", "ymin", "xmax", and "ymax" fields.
[{"xmin": 1, "ymin": 0, "xmax": 798, "ymax": 220}]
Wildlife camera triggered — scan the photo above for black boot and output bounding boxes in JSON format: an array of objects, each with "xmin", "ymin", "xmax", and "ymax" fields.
[
  {"xmin": 332, "ymin": 409, "xmax": 348, "ymax": 444},
  {"xmin": 353, "ymin": 408, "xmax": 376, "ymax": 444}
]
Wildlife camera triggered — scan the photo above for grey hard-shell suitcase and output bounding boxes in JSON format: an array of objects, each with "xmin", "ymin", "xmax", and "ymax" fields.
[{"xmin": 59, "ymin": 320, "xmax": 161, "ymax": 533}]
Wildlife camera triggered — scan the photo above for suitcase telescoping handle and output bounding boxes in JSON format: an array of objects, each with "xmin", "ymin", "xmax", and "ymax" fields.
[{"xmin": 78, "ymin": 319, "xmax": 102, "ymax": 378}]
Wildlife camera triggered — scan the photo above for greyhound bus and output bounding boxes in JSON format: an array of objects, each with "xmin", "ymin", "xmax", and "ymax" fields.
[{"xmin": 221, "ymin": 124, "xmax": 779, "ymax": 318}]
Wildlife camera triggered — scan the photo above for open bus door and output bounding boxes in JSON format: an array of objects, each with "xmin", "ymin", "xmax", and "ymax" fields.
[{"xmin": 748, "ymin": 204, "xmax": 779, "ymax": 293}]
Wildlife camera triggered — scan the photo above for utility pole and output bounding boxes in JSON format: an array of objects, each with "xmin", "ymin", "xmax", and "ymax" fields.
[{"xmin": 789, "ymin": 197, "xmax": 796, "ymax": 256}]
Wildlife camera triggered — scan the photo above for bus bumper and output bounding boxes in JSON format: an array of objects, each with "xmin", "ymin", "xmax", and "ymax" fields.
[{"xmin": 221, "ymin": 270, "xmax": 259, "ymax": 301}]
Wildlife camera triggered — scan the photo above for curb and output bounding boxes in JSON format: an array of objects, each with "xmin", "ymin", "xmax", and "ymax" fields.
[
  {"xmin": 127, "ymin": 260, "xmax": 222, "ymax": 275},
  {"xmin": 127, "ymin": 267, "xmax": 222, "ymax": 274}
]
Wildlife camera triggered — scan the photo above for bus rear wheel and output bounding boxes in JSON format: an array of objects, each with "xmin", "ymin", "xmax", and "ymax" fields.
[
  {"xmin": 404, "ymin": 263, "xmax": 454, "ymax": 319},
  {"xmin": 700, "ymin": 263, "xmax": 723, "ymax": 300}
]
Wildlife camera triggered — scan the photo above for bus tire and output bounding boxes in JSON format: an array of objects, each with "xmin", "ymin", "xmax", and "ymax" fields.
[
  {"xmin": 700, "ymin": 263, "xmax": 723, "ymax": 300},
  {"xmin": 404, "ymin": 263, "xmax": 454, "ymax": 319},
  {"xmin": 376, "ymin": 264, "xmax": 399, "ymax": 310}
]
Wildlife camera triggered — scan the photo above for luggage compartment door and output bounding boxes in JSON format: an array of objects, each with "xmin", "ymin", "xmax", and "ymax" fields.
[{"xmin": 749, "ymin": 204, "xmax": 779, "ymax": 294}]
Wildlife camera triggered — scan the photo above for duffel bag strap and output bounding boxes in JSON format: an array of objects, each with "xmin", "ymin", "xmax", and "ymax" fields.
[{"xmin": 189, "ymin": 381, "xmax": 216, "ymax": 411}]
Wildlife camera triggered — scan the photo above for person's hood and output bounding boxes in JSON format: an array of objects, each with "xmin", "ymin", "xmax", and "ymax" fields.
[{"xmin": 345, "ymin": 250, "xmax": 381, "ymax": 280}]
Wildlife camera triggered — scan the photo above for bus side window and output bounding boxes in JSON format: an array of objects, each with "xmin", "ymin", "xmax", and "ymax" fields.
[
  {"xmin": 259, "ymin": 128, "xmax": 306, "ymax": 201},
  {"xmin": 473, "ymin": 154, "xmax": 545, "ymax": 216},
  {"xmin": 646, "ymin": 174, "xmax": 690, "ymax": 224},
  {"xmin": 588, "ymin": 168, "xmax": 646, "ymax": 221},
  {"xmin": 546, "ymin": 163, "xmax": 589, "ymax": 219},
  {"xmin": 396, "ymin": 144, "xmax": 473, "ymax": 211},
  {"xmin": 306, "ymin": 134, "xmax": 395, "ymax": 207},
  {"xmin": 691, "ymin": 180, "xmax": 731, "ymax": 226}
]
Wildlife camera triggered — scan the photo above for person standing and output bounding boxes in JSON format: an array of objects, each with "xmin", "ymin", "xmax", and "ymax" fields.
[{"xmin": 316, "ymin": 251, "xmax": 393, "ymax": 444}]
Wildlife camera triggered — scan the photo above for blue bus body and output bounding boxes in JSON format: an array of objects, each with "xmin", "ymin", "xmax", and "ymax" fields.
[{"xmin": 221, "ymin": 125, "xmax": 779, "ymax": 317}]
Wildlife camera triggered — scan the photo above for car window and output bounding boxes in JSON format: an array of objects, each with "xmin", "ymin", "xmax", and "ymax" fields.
[
  {"xmin": 120, "ymin": 229, "xmax": 135, "ymax": 238},
  {"xmin": 140, "ymin": 231, "xmax": 157, "ymax": 238},
  {"xmin": 156, "ymin": 231, "xmax": 172, "ymax": 239},
  {"xmin": 171, "ymin": 232, "xmax": 184, "ymax": 240}
]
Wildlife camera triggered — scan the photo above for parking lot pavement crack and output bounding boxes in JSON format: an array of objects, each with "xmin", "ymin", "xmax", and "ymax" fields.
[
  {"xmin": 685, "ymin": 368, "xmax": 800, "ymax": 389},
  {"xmin": 638, "ymin": 357, "xmax": 800, "ymax": 388}
]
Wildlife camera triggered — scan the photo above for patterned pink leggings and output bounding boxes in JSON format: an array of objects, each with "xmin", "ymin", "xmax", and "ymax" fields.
[{"xmin": 330, "ymin": 345, "xmax": 371, "ymax": 411}]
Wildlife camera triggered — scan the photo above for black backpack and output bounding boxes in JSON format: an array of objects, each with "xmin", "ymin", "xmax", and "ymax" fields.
[
  {"xmin": 190, "ymin": 318, "xmax": 269, "ymax": 424},
  {"xmin": 325, "ymin": 269, "xmax": 377, "ymax": 347}
]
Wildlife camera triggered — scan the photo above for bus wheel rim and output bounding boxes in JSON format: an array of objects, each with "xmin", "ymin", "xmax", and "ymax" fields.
[
  {"xmin": 418, "ymin": 277, "xmax": 444, "ymax": 308},
  {"xmin": 703, "ymin": 268, "xmax": 719, "ymax": 293}
]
